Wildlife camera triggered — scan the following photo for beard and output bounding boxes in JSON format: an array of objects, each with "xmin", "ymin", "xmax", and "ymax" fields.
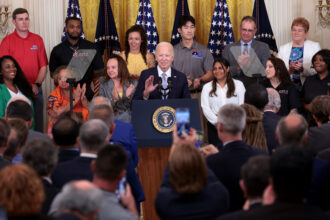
[{"xmin": 67, "ymin": 32, "xmax": 81, "ymax": 40}]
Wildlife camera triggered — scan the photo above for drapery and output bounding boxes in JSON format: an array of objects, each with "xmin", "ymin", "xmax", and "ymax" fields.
[{"xmin": 79, "ymin": 0, "xmax": 253, "ymax": 48}]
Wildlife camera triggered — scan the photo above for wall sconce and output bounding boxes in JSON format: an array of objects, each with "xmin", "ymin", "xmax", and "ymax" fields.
[{"xmin": 317, "ymin": 0, "xmax": 330, "ymax": 28}]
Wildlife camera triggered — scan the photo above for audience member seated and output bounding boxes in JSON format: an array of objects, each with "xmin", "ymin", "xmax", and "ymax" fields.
[
  {"xmin": 88, "ymin": 102, "xmax": 145, "ymax": 206},
  {"xmin": 276, "ymin": 114, "xmax": 308, "ymax": 146},
  {"xmin": 133, "ymin": 42, "xmax": 190, "ymax": 100},
  {"xmin": 302, "ymin": 49, "xmax": 330, "ymax": 126},
  {"xmin": 223, "ymin": 16, "xmax": 270, "ymax": 88},
  {"xmin": 99, "ymin": 55, "xmax": 137, "ymax": 123},
  {"xmin": 5, "ymin": 99, "xmax": 50, "ymax": 142},
  {"xmin": 22, "ymin": 138, "xmax": 59, "ymax": 215},
  {"xmin": 201, "ymin": 57, "xmax": 245, "ymax": 146},
  {"xmin": 263, "ymin": 88, "xmax": 282, "ymax": 153},
  {"xmin": 277, "ymin": 17, "xmax": 321, "ymax": 86},
  {"xmin": 155, "ymin": 131, "xmax": 229, "ymax": 219},
  {"xmin": 0, "ymin": 118, "xmax": 10, "ymax": 170},
  {"xmin": 53, "ymin": 180, "xmax": 103, "ymax": 220},
  {"xmin": 50, "ymin": 145, "xmax": 139, "ymax": 219},
  {"xmin": 47, "ymin": 67, "xmax": 89, "ymax": 134},
  {"xmin": 263, "ymin": 57, "xmax": 300, "ymax": 116},
  {"xmin": 120, "ymin": 24, "xmax": 155, "ymax": 78},
  {"xmin": 3, "ymin": 118, "xmax": 28, "ymax": 162},
  {"xmin": 52, "ymin": 114, "xmax": 80, "ymax": 163},
  {"xmin": 241, "ymin": 104, "xmax": 268, "ymax": 153},
  {"xmin": 244, "ymin": 83, "xmax": 268, "ymax": 111},
  {"xmin": 305, "ymin": 95, "xmax": 330, "ymax": 155},
  {"xmin": 0, "ymin": 164, "xmax": 46, "ymax": 219},
  {"xmin": 51, "ymin": 119, "xmax": 109, "ymax": 188},
  {"xmin": 201, "ymin": 104, "xmax": 265, "ymax": 211},
  {"xmin": 218, "ymin": 146, "xmax": 328, "ymax": 220},
  {"xmin": 89, "ymin": 96, "xmax": 139, "ymax": 167},
  {"xmin": 240, "ymin": 155, "xmax": 270, "ymax": 210},
  {"xmin": 0, "ymin": 55, "xmax": 34, "ymax": 119}
]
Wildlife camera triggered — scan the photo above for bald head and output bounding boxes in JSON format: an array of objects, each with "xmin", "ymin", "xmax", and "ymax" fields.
[
  {"xmin": 276, "ymin": 114, "xmax": 308, "ymax": 146},
  {"xmin": 89, "ymin": 96, "xmax": 111, "ymax": 112}
]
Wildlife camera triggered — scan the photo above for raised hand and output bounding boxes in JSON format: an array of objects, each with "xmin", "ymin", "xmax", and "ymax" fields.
[
  {"xmin": 126, "ymin": 84, "xmax": 135, "ymax": 99},
  {"xmin": 143, "ymin": 75, "xmax": 158, "ymax": 98}
]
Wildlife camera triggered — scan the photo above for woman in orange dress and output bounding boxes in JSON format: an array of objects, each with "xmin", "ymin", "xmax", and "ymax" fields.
[{"xmin": 47, "ymin": 67, "xmax": 89, "ymax": 134}]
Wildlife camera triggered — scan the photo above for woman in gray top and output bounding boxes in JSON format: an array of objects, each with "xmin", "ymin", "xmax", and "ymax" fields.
[{"xmin": 99, "ymin": 55, "xmax": 137, "ymax": 123}]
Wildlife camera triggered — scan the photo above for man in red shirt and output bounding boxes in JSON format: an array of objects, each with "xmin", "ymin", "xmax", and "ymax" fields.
[{"xmin": 0, "ymin": 8, "xmax": 48, "ymax": 132}]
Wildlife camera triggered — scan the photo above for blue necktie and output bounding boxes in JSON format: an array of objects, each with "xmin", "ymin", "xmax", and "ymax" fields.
[{"xmin": 161, "ymin": 72, "xmax": 167, "ymax": 99}]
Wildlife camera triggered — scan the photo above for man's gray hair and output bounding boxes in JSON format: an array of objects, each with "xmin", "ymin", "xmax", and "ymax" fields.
[
  {"xmin": 266, "ymin": 88, "xmax": 281, "ymax": 110},
  {"xmin": 276, "ymin": 114, "xmax": 308, "ymax": 146},
  {"xmin": 58, "ymin": 180, "xmax": 103, "ymax": 216},
  {"xmin": 22, "ymin": 139, "xmax": 58, "ymax": 177},
  {"xmin": 89, "ymin": 96, "xmax": 111, "ymax": 112},
  {"xmin": 155, "ymin": 42, "xmax": 174, "ymax": 56},
  {"xmin": 217, "ymin": 104, "xmax": 246, "ymax": 135},
  {"xmin": 79, "ymin": 119, "xmax": 109, "ymax": 152}
]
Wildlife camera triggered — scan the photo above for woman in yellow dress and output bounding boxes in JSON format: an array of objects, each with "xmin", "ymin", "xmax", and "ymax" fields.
[{"xmin": 120, "ymin": 25, "xmax": 155, "ymax": 78}]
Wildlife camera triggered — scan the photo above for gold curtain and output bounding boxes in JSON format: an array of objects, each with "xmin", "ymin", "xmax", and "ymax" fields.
[{"xmin": 79, "ymin": 0, "xmax": 253, "ymax": 49}]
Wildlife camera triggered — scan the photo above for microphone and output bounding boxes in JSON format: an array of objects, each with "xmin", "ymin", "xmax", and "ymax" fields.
[
  {"xmin": 167, "ymin": 77, "xmax": 172, "ymax": 91},
  {"xmin": 158, "ymin": 76, "xmax": 163, "ymax": 92}
]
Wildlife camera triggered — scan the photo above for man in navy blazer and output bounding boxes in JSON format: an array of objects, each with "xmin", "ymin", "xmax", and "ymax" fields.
[
  {"xmin": 133, "ymin": 42, "xmax": 190, "ymax": 100},
  {"xmin": 202, "ymin": 104, "xmax": 266, "ymax": 212}
]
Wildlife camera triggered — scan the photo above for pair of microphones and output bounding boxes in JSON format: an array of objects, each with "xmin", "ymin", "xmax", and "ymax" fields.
[{"xmin": 158, "ymin": 76, "xmax": 172, "ymax": 99}]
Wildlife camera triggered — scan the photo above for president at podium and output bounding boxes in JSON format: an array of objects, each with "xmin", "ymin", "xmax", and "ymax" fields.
[{"xmin": 133, "ymin": 42, "xmax": 190, "ymax": 100}]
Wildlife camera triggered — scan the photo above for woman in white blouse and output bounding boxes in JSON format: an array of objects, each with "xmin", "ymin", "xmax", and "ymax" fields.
[{"xmin": 201, "ymin": 58, "xmax": 246, "ymax": 145}]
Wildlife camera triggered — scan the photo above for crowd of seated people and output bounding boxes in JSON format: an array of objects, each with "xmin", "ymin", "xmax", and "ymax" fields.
[{"xmin": 0, "ymin": 7, "xmax": 330, "ymax": 219}]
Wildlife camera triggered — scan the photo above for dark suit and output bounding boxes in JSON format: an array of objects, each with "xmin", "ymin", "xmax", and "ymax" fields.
[
  {"xmin": 111, "ymin": 120, "xmax": 138, "ymax": 168},
  {"xmin": 262, "ymin": 111, "xmax": 281, "ymax": 153},
  {"xmin": 41, "ymin": 178, "xmax": 59, "ymax": 215},
  {"xmin": 58, "ymin": 148, "xmax": 80, "ymax": 163},
  {"xmin": 132, "ymin": 67, "xmax": 190, "ymax": 100},
  {"xmin": 217, "ymin": 202, "xmax": 329, "ymax": 220},
  {"xmin": 155, "ymin": 166, "xmax": 230, "ymax": 220},
  {"xmin": 223, "ymin": 40, "xmax": 270, "ymax": 88},
  {"xmin": 0, "ymin": 156, "xmax": 10, "ymax": 171},
  {"xmin": 306, "ymin": 123, "xmax": 330, "ymax": 156},
  {"xmin": 206, "ymin": 140, "xmax": 266, "ymax": 212}
]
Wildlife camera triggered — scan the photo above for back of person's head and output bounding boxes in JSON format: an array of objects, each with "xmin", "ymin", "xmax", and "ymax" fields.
[
  {"xmin": 6, "ymin": 99, "xmax": 33, "ymax": 122},
  {"xmin": 218, "ymin": 104, "xmax": 246, "ymax": 135},
  {"xmin": 0, "ymin": 164, "xmax": 45, "ymax": 218},
  {"xmin": 89, "ymin": 104, "xmax": 114, "ymax": 129},
  {"xmin": 89, "ymin": 96, "xmax": 112, "ymax": 111},
  {"xmin": 178, "ymin": 15, "xmax": 195, "ymax": 28},
  {"xmin": 52, "ymin": 115, "xmax": 80, "ymax": 147},
  {"xmin": 241, "ymin": 104, "xmax": 268, "ymax": 152},
  {"xmin": 271, "ymin": 145, "xmax": 313, "ymax": 202},
  {"xmin": 169, "ymin": 143, "xmax": 207, "ymax": 194},
  {"xmin": 58, "ymin": 180, "xmax": 103, "ymax": 218},
  {"xmin": 4, "ymin": 119, "xmax": 29, "ymax": 160},
  {"xmin": 94, "ymin": 144, "xmax": 127, "ymax": 181},
  {"xmin": 244, "ymin": 84, "xmax": 268, "ymax": 111},
  {"xmin": 265, "ymin": 88, "xmax": 281, "ymax": 111},
  {"xmin": 241, "ymin": 155, "xmax": 270, "ymax": 199},
  {"xmin": 311, "ymin": 95, "xmax": 330, "ymax": 124},
  {"xmin": 276, "ymin": 114, "xmax": 308, "ymax": 145},
  {"xmin": 22, "ymin": 139, "xmax": 58, "ymax": 177},
  {"xmin": 79, "ymin": 119, "xmax": 109, "ymax": 152},
  {"xmin": 0, "ymin": 118, "xmax": 10, "ymax": 148}
]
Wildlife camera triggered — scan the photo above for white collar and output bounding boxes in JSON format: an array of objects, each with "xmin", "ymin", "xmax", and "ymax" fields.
[
  {"xmin": 80, "ymin": 152, "xmax": 97, "ymax": 158},
  {"xmin": 157, "ymin": 66, "xmax": 171, "ymax": 78}
]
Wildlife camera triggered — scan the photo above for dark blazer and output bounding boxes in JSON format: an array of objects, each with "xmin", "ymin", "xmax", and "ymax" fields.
[
  {"xmin": 206, "ymin": 140, "xmax": 266, "ymax": 212},
  {"xmin": 155, "ymin": 166, "xmax": 229, "ymax": 220},
  {"xmin": 0, "ymin": 156, "xmax": 10, "ymax": 171},
  {"xmin": 111, "ymin": 119, "xmax": 138, "ymax": 168},
  {"xmin": 58, "ymin": 149, "xmax": 80, "ymax": 163},
  {"xmin": 132, "ymin": 67, "xmax": 190, "ymax": 100},
  {"xmin": 306, "ymin": 123, "xmax": 330, "ymax": 156},
  {"xmin": 262, "ymin": 111, "xmax": 281, "ymax": 153},
  {"xmin": 223, "ymin": 40, "xmax": 270, "ymax": 77},
  {"xmin": 41, "ymin": 178, "xmax": 59, "ymax": 216},
  {"xmin": 217, "ymin": 202, "xmax": 329, "ymax": 220}
]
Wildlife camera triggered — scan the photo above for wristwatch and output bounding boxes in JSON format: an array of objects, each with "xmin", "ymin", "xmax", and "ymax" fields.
[{"xmin": 35, "ymin": 83, "xmax": 42, "ymax": 87}]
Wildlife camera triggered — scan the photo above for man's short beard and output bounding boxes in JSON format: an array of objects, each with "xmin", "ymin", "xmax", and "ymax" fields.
[{"xmin": 68, "ymin": 33, "xmax": 81, "ymax": 40}]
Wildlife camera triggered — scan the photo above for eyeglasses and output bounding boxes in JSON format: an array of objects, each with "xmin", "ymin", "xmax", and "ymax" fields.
[{"xmin": 241, "ymin": 28, "xmax": 255, "ymax": 33}]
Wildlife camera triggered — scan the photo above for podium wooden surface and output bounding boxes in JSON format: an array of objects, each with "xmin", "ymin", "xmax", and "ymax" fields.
[{"xmin": 138, "ymin": 146, "xmax": 171, "ymax": 220}]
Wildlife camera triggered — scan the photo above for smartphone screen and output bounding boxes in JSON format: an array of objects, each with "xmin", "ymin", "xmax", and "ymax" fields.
[
  {"xmin": 115, "ymin": 177, "xmax": 126, "ymax": 201},
  {"xmin": 195, "ymin": 131, "xmax": 204, "ymax": 150},
  {"xmin": 176, "ymin": 108, "xmax": 190, "ymax": 138}
]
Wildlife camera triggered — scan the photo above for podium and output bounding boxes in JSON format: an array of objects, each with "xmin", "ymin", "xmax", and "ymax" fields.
[{"xmin": 132, "ymin": 99, "xmax": 201, "ymax": 220}]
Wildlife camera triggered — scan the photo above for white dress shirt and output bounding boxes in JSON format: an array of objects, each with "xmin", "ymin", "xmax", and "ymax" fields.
[{"xmin": 201, "ymin": 79, "xmax": 246, "ymax": 125}]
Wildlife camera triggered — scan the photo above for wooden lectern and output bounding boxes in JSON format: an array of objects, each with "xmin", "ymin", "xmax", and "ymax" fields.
[{"xmin": 132, "ymin": 99, "xmax": 201, "ymax": 220}]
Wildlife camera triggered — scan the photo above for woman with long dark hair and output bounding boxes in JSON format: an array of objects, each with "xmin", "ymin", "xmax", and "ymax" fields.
[
  {"xmin": 201, "ymin": 57, "xmax": 245, "ymax": 145},
  {"xmin": 0, "ymin": 55, "xmax": 33, "ymax": 118},
  {"xmin": 120, "ymin": 24, "xmax": 155, "ymax": 78},
  {"xmin": 99, "ymin": 54, "xmax": 137, "ymax": 123},
  {"xmin": 263, "ymin": 57, "xmax": 301, "ymax": 116}
]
